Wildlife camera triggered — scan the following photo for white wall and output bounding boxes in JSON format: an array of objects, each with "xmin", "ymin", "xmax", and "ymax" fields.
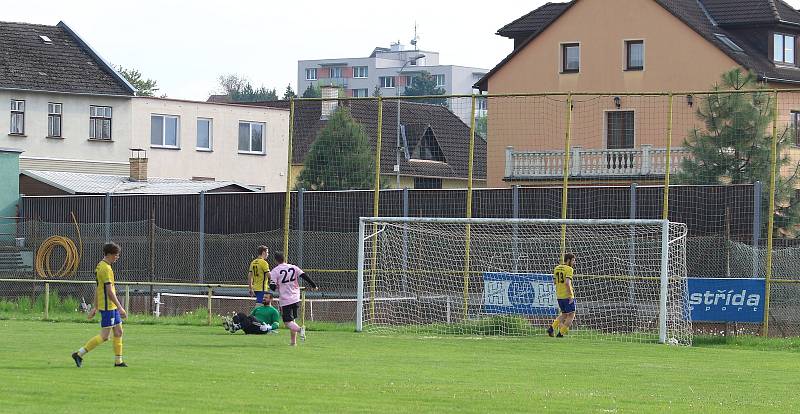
[
  {"xmin": 0, "ymin": 90, "xmax": 132, "ymax": 174},
  {"xmin": 131, "ymin": 97, "xmax": 289, "ymax": 191}
]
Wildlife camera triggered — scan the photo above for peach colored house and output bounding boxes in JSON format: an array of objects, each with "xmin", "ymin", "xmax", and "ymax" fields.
[{"xmin": 476, "ymin": 0, "xmax": 800, "ymax": 187}]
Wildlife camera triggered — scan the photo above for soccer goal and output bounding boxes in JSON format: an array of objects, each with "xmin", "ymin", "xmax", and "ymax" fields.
[{"xmin": 356, "ymin": 217, "xmax": 691, "ymax": 345}]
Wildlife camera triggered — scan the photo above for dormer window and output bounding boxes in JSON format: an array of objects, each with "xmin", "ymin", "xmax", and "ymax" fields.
[{"xmin": 774, "ymin": 33, "xmax": 796, "ymax": 65}]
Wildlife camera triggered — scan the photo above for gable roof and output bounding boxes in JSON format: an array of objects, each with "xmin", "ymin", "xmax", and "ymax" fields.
[
  {"xmin": 0, "ymin": 21, "xmax": 134, "ymax": 95},
  {"xmin": 21, "ymin": 170, "xmax": 254, "ymax": 194},
  {"xmin": 476, "ymin": 0, "xmax": 800, "ymax": 91},
  {"xmin": 247, "ymin": 100, "xmax": 487, "ymax": 181}
]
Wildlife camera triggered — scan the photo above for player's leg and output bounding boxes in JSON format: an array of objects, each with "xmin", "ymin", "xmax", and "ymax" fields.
[
  {"xmin": 112, "ymin": 312, "xmax": 126, "ymax": 367},
  {"xmin": 557, "ymin": 299, "xmax": 576, "ymax": 337},
  {"xmin": 73, "ymin": 312, "xmax": 114, "ymax": 366},
  {"xmin": 281, "ymin": 303, "xmax": 301, "ymax": 346}
]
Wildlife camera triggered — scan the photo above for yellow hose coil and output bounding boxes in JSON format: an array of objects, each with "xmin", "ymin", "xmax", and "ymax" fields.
[{"xmin": 35, "ymin": 212, "xmax": 83, "ymax": 279}]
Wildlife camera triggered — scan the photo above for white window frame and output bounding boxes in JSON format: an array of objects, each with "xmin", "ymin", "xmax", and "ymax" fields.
[
  {"xmin": 774, "ymin": 33, "xmax": 796, "ymax": 65},
  {"xmin": 89, "ymin": 105, "xmax": 112, "ymax": 140},
  {"xmin": 380, "ymin": 76, "xmax": 396, "ymax": 88},
  {"xmin": 10, "ymin": 100, "xmax": 25, "ymax": 135},
  {"xmin": 238, "ymin": 121, "xmax": 266, "ymax": 155},
  {"xmin": 150, "ymin": 114, "xmax": 180, "ymax": 148},
  {"xmin": 329, "ymin": 67, "xmax": 343, "ymax": 78},
  {"xmin": 353, "ymin": 66, "xmax": 368, "ymax": 78},
  {"xmin": 196, "ymin": 117, "xmax": 213, "ymax": 151},
  {"xmin": 47, "ymin": 102, "xmax": 62, "ymax": 138},
  {"xmin": 433, "ymin": 74, "xmax": 445, "ymax": 88},
  {"xmin": 306, "ymin": 68, "xmax": 317, "ymax": 80}
]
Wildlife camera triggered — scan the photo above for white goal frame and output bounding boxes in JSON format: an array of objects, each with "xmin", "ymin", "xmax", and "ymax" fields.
[{"xmin": 356, "ymin": 217, "xmax": 685, "ymax": 344}]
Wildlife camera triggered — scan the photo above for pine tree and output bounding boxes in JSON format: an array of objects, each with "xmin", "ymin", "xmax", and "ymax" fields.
[
  {"xmin": 302, "ymin": 84, "xmax": 321, "ymax": 98},
  {"xmin": 402, "ymin": 71, "xmax": 446, "ymax": 105},
  {"xmin": 295, "ymin": 107, "xmax": 375, "ymax": 190},
  {"xmin": 676, "ymin": 69, "xmax": 800, "ymax": 233},
  {"xmin": 283, "ymin": 84, "xmax": 297, "ymax": 100}
]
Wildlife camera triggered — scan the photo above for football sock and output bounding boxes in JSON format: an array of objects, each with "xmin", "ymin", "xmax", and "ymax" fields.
[
  {"xmin": 559, "ymin": 325, "xmax": 570, "ymax": 336},
  {"xmin": 112, "ymin": 336, "xmax": 123, "ymax": 363},
  {"xmin": 82, "ymin": 335, "xmax": 105, "ymax": 354},
  {"xmin": 551, "ymin": 319, "xmax": 560, "ymax": 330}
]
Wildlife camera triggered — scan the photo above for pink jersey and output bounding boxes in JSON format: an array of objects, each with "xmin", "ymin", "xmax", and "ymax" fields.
[{"xmin": 269, "ymin": 263, "xmax": 304, "ymax": 306}]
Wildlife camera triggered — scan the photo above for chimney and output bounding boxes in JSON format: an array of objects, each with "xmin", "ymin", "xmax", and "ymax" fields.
[
  {"xmin": 129, "ymin": 148, "xmax": 148, "ymax": 181},
  {"xmin": 320, "ymin": 85, "xmax": 339, "ymax": 120}
]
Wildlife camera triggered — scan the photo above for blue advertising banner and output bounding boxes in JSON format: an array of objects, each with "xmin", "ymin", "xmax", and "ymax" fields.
[
  {"xmin": 687, "ymin": 277, "xmax": 765, "ymax": 323},
  {"xmin": 483, "ymin": 272, "xmax": 558, "ymax": 316}
]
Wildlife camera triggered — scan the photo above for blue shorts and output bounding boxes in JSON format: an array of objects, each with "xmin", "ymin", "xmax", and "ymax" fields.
[
  {"xmin": 100, "ymin": 309, "xmax": 123, "ymax": 327},
  {"xmin": 557, "ymin": 298, "xmax": 576, "ymax": 314},
  {"xmin": 254, "ymin": 291, "xmax": 266, "ymax": 303}
]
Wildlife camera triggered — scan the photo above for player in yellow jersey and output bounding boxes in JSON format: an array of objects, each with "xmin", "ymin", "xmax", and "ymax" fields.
[
  {"xmin": 248, "ymin": 245, "xmax": 271, "ymax": 303},
  {"xmin": 72, "ymin": 242, "xmax": 128, "ymax": 367},
  {"xmin": 548, "ymin": 253, "xmax": 576, "ymax": 338}
]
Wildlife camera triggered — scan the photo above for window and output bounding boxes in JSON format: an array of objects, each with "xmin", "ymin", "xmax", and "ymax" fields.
[
  {"xmin": 150, "ymin": 114, "xmax": 180, "ymax": 147},
  {"xmin": 10, "ymin": 100, "xmax": 24, "ymax": 135},
  {"xmin": 329, "ymin": 67, "xmax": 343, "ymax": 78},
  {"xmin": 239, "ymin": 121, "xmax": 265, "ymax": 154},
  {"xmin": 606, "ymin": 111, "xmax": 635, "ymax": 149},
  {"xmin": 405, "ymin": 75, "xmax": 414, "ymax": 87},
  {"xmin": 353, "ymin": 66, "xmax": 368, "ymax": 78},
  {"xmin": 561, "ymin": 43, "xmax": 580, "ymax": 73},
  {"xmin": 714, "ymin": 34, "xmax": 744, "ymax": 52},
  {"xmin": 89, "ymin": 106, "xmax": 112, "ymax": 140},
  {"xmin": 197, "ymin": 118, "xmax": 212, "ymax": 151},
  {"xmin": 47, "ymin": 103, "xmax": 62, "ymax": 137},
  {"xmin": 625, "ymin": 40, "xmax": 644, "ymax": 70},
  {"xmin": 774, "ymin": 33, "xmax": 796, "ymax": 65},
  {"xmin": 792, "ymin": 111, "xmax": 800, "ymax": 146},
  {"xmin": 380, "ymin": 76, "xmax": 395, "ymax": 88},
  {"xmin": 352, "ymin": 88, "xmax": 368, "ymax": 98},
  {"xmin": 414, "ymin": 177, "xmax": 442, "ymax": 189},
  {"xmin": 306, "ymin": 68, "xmax": 317, "ymax": 80},
  {"xmin": 433, "ymin": 74, "xmax": 445, "ymax": 88}
]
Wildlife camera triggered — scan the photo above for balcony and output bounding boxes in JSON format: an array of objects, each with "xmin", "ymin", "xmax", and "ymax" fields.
[{"xmin": 504, "ymin": 145, "xmax": 691, "ymax": 179}]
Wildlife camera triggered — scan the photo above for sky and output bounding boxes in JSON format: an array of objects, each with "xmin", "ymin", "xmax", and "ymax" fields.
[{"xmin": 7, "ymin": 0, "xmax": 800, "ymax": 100}]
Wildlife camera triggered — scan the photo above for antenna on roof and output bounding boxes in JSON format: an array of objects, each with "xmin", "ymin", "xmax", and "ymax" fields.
[{"xmin": 410, "ymin": 22, "xmax": 419, "ymax": 51}]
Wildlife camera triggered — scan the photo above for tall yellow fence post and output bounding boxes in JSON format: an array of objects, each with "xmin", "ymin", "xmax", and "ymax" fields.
[
  {"xmin": 283, "ymin": 98, "xmax": 295, "ymax": 257},
  {"xmin": 763, "ymin": 90, "xmax": 779, "ymax": 337},
  {"xmin": 207, "ymin": 287, "xmax": 213, "ymax": 326},
  {"xmin": 662, "ymin": 93, "xmax": 675, "ymax": 220},
  {"xmin": 463, "ymin": 95, "xmax": 477, "ymax": 320},
  {"xmin": 560, "ymin": 93, "xmax": 574, "ymax": 260},
  {"xmin": 44, "ymin": 282, "xmax": 50, "ymax": 320},
  {"xmin": 369, "ymin": 97, "xmax": 384, "ymax": 321}
]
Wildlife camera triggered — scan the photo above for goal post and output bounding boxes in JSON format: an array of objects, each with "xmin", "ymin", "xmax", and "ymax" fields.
[{"xmin": 356, "ymin": 217, "xmax": 691, "ymax": 345}]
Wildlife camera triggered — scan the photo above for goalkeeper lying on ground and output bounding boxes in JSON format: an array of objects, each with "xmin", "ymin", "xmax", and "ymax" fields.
[{"xmin": 223, "ymin": 292, "xmax": 280, "ymax": 334}]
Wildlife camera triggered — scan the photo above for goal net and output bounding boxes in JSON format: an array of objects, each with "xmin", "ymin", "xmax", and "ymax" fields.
[{"xmin": 356, "ymin": 218, "xmax": 691, "ymax": 345}]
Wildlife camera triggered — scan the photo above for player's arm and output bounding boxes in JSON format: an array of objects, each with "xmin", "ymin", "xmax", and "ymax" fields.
[
  {"xmin": 269, "ymin": 309, "xmax": 280, "ymax": 330},
  {"xmin": 299, "ymin": 273, "xmax": 318, "ymax": 290},
  {"xmin": 105, "ymin": 283, "xmax": 127, "ymax": 318},
  {"xmin": 247, "ymin": 268, "xmax": 254, "ymax": 296},
  {"xmin": 88, "ymin": 289, "xmax": 99, "ymax": 319},
  {"xmin": 565, "ymin": 277, "xmax": 574, "ymax": 303},
  {"xmin": 268, "ymin": 271, "xmax": 277, "ymax": 291}
]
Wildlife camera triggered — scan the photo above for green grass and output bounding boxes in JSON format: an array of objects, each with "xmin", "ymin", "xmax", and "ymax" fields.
[{"xmin": 0, "ymin": 320, "xmax": 798, "ymax": 413}]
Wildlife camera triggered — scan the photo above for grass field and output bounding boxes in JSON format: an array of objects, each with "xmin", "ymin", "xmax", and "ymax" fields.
[{"xmin": 1, "ymin": 318, "xmax": 799, "ymax": 413}]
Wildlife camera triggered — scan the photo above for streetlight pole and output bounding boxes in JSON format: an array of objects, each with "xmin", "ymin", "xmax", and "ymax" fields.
[{"xmin": 396, "ymin": 53, "xmax": 425, "ymax": 188}]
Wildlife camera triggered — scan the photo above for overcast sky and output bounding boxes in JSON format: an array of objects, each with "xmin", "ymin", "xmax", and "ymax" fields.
[{"xmin": 7, "ymin": 0, "xmax": 800, "ymax": 100}]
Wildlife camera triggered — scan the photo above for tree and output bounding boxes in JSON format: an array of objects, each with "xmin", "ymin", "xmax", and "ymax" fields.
[
  {"xmin": 283, "ymin": 84, "xmax": 297, "ymax": 100},
  {"xmin": 372, "ymin": 85, "xmax": 382, "ymax": 97},
  {"xmin": 217, "ymin": 74, "xmax": 278, "ymax": 102},
  {"xmin": 117, "ymin": 66, "xmax": 160, "ymax": 96},
  {"xmin": 676, "ymin": 69, "xmax": 800, "ymax": 234},
  {"xmin": 302, "ymin": 83, "xmax": 321, "ymax": 98},
  {"xmin": 402, "ymin": 71, "xmax": 446, "ymax": 105},
  {"xmin": 475, "ymin": 114, "xmax": 488, "ymax": 140},
  {"xmin": 295, "ymin": 107, "xmax": 375, "ymax": 191}
]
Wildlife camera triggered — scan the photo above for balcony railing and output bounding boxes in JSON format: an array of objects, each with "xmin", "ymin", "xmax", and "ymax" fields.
[{"xmin": 504, "ymin": 145, "xmax": 691, "ymax": 179}]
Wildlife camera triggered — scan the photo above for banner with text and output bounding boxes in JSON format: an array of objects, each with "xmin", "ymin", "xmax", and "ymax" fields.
[
  {"xmin": 483, "ymin": 272, "xmax": 558, "ymax": 316},
  {"xmin": 687, "ymin": 277, "xmax": 765, "ymax": 323}
]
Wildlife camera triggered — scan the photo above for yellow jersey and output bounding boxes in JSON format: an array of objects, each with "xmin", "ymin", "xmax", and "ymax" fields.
[
  {"xmin": 95, "ymin": 260, "xmax": 117, "ymax": 311},
  {"xmin": 554, "ymin": 264, "xmax": 574, "ymax": 299},
  {"xmin": 249, "ymin": 258, "xmax": 270, "ymax": 292}
]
